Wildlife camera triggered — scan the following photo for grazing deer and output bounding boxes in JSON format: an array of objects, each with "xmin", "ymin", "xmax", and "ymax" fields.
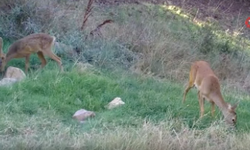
[
  {"xmin": 0, "ymin": 33, "xmax": 63, "ymax": 73},
  {"xmin": 183, "ymin": 61, "xmax": 237, "ymax": 126}
]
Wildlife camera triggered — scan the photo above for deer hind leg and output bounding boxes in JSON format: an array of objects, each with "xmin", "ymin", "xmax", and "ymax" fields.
[
  {"xmin": 183, "ymin": 66, "xmax": 197, "ymax": 103},
  {"xmin": 183, "ymin": 84, "xmax": 193, "ymax": 103},
  {"xmin": 198, "ymin": 91, "xmax": 204, "ymax": 118},
  {"xmin": 43, "ymin": 49, "xmax": 63, "ymax": 71},
  {"xmin": 37, "ymin": 52, "xmax": 47, "ymax": 68},
  {"xmin": 25, "ymin": 55, "xmax": 30, "ymax": 73}
]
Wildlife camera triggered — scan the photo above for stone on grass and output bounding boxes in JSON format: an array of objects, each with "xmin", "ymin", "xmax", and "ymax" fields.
[
  {"xmin": 106, "ymin": 97, "xmax": 125, "ymax": 109},
  {"xmin": 0, "ymin": 78, "xmax": 18, "ymax": 86},
  {"xmin": 73, "ymin": 109, "xmax": 95, "ymax": 123},
  {"xmin": 4, "ymin": 66, "xmax": 26, "ymax": 80},
  {"xmin": 0, "ymin": 66, "xmax": 26, "ymax": 86}
]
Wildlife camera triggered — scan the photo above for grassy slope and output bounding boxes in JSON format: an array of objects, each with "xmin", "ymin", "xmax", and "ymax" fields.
[
  {"xmin": 0, "ymin": 1, "xmax": 250, "ymax": 149},
  {"xmin": 0, "ymin": 64, "xmax": 249, "ymax": 149}
]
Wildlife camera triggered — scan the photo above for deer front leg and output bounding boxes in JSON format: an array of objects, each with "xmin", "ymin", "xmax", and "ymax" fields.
[
  {"xmin": 198, "ymin": 91, "xmax": 204, "ymax": 118},
  {"xmin": 43, "ymin": 49, "xmax": 63, "ymax": 72},
  {"xmin": 37, "ymin": 52, "xmax": 47, "ymax": 68}
]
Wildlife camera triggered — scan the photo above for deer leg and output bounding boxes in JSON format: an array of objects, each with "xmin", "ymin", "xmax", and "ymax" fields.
[
  {"xmin": 1, "ymin": 60, "xmax": 5, "ymax": 72},
  {"xmin": 43, "ymin": 50, "xmax": 63, "ymax": 71},
  {"xmin": 37, "ymin": 52, "xmax": 47, "ymax": 68},
  {"xmin": 183, "ymin": 65, "xmax": 197, "ymax": 103},
  {"xmin": 183, "ymin": 85, "xmax": 192, "ymax": 103},
  {"xmin": 198, "ymin": 91, "xmax": 204, "ymax": 118},
  {"xmin": 210, "ymin": 101, "xmax": 215, "ymax": 117},
  {"xmin": 25, "ymin": 55, "xmax": 30, "ymax": 73}
]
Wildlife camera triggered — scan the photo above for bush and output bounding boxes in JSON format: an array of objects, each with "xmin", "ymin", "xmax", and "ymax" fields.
[{"xmin": 0, "ymin": 0, "xmax": 57, "ymax": 39}]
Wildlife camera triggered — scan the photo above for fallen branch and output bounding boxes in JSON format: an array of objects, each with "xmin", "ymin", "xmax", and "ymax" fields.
[{"xmin": 90, "ymin": 19, "xmax": 114, "ymax": 37}]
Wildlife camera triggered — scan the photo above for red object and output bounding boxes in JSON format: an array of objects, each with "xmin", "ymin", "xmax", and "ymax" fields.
[{"xmin": 245, "ymin": 17, "xmax": 250, "ymax": 28}]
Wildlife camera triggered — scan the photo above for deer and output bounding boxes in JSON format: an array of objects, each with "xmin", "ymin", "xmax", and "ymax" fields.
[
  {"xmin": 183, "ymin": 61, "xmax": 238, "ymax": 126},
  {"xmin": 0, "ymin": 33, "xmax": 63, "ymax": 73}
]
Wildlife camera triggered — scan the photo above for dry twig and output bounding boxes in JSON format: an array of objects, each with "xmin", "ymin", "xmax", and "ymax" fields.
[
  {"xmin": 81, "ymin": 0, "xmax": 94, "ymax": 30},
  {"xmin": 90, "ymin": 19, "xmax": 114, "ymax": 37}
]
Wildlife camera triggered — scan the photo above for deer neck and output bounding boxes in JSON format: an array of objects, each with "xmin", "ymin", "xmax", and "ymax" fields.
[
  {"xmin": 210, "ymin": 92, "xmax": 229, "ymax": 114},
  {"xmin": 5, "ymin": 52, "xmax": 15, "ymax": 63}
]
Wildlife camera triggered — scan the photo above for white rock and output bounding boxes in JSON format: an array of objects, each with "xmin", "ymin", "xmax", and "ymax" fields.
[
  {"xmin": 72, "ymin": 109, "xmax": 95, "ymax": 122},
  {"xmin": 106, "ymin": 97, "xmax": 125, "ymax": 109},
  {"xmin": 0, "ymin": 78, "xmax": 18, "ymax": 86},
  {"xmin": 0, "ymin": 66, "xmax": 26, "ymax": 87},
  {"xmin": 4, "ymin": 66, "xmax": 26, "ymax": 81}
]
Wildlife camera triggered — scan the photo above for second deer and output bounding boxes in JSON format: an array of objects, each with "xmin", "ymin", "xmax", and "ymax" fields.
[
  {"xmin": 0, "ymin": 33, "xmax": 63, "ymax": 73},
  {"xmin": 183, "ymin": 61, "xmax": 238, "ymax": 126}
]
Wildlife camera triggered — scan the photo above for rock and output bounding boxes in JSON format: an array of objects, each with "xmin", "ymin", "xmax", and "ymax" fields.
[
  {"xmin": 106, "ymin": 97, "xmax": 125, "ymax": 109},
  {"xmin": 0, "ymin": 78, "xmax": 18, "ymax": 86},
  {"xmin": 0, "ymin": 66, "xmax": 26, "ymax": 86},
  {"xmin": 72, "ymin": 109, "xmax": 95, "ymax": 122},
  {"xmin": 4, "ymin": 66, "xmax": 26, "ymax": 81}
]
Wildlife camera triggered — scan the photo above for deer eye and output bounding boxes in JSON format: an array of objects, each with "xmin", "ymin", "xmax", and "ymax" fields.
[{"xmin": 232, "ymin": 118, "xmax": 235, "ymax": 122}]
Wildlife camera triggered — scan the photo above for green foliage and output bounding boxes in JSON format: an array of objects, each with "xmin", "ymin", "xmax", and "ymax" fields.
[{"xmin": 0, "ymin": 0, "xmax": 49, "ymax": 39}]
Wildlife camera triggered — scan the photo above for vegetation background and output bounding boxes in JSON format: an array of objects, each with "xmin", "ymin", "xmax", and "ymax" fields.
[{"xmin": 0, "ymin": 0, "xmax": 250, "ymax": 149}]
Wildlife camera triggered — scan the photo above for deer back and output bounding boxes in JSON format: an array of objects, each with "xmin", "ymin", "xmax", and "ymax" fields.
[{"xmin": 6, "ymin": 33, "xmax": 56, "ymax": 59}]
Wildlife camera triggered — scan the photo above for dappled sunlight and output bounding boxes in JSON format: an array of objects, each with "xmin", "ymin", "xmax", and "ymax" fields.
[
  {"xmin": 162, "ymin": 5, "xmax": 189, "ymax": 19},
  {"xmin": 160, "ymin": 4, "xmax": 209, "ymax": 27},
  {"xmin": 141, "ymin": 2, "xmax": 249, "ymax": 52},
  {"xmin": 158, "ymin": 3, "xmax": 250, "ymax": 53}
]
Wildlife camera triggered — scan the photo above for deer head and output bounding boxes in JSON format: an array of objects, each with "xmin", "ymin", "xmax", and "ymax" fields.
[{"xmin": 223, "ymin": 103, "xmax": 238, "ymax": 126}]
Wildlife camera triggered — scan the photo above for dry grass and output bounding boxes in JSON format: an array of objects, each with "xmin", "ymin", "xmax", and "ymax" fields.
[{"xmin": 1, "ymin": 117, "xmax": 250, "ymax": 150}]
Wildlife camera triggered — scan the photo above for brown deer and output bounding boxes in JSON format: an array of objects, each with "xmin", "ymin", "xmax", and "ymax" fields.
[
  {"xmin": 183, "ymin": 61, "xmax": 237, "ymax": 126},
  {"xmin": 0, "ymin": 33, "xmax": 63, "ymax": 73}
]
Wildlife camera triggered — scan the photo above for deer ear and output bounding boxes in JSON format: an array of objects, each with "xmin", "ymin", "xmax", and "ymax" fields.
[
  {"xmin": 232, "ymin": 102, "xmax": 239, "ymax": 110},
  {"xmin": 228, "ymin": 103, "xmax": 238, "ymax": 110}
]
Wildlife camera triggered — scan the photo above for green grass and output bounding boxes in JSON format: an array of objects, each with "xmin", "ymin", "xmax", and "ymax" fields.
[{"xmin": 0, "ymin": 64, "xmax": 249, "ymax": 149}]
